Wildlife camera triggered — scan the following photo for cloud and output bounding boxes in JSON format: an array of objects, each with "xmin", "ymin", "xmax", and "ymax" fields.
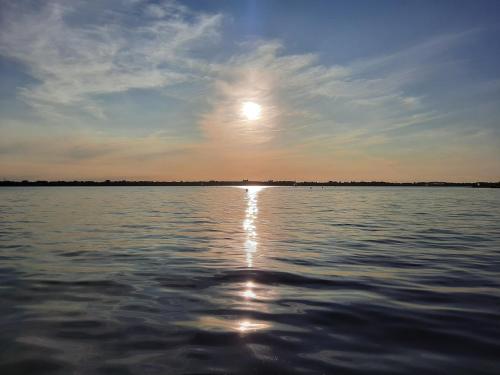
[
  {"xmin": 1, "ymin": 1, "xmax": 497, "ymax": 180},
  {"xmin": 0, "ymin": 0, "xmax": 221, "ymax": 117},
  {"xmin": 198, "ymin": 36, "xmax": 456, "ymax": 150},
  {"xmin": 193, "ymin": 29, "xmax": 496, "ymax": 181},
  {"xmin": 0, "ymin": 0, "xmax": 474, "ymax": 139}
]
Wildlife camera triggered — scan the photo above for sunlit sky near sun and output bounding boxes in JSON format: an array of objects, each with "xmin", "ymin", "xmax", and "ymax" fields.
[
  {"xmin": 0, "ymin": 0, "xmax": 499, "ymax": 181},
  {"xmin": 242, "ymin": 102, "xmax": 262, "ymax": 121}
]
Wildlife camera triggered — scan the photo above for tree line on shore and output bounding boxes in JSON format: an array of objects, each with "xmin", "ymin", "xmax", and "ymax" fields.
[{"xmin": 1, "ymin": 180, "xmax": 499, "ymax": 188}]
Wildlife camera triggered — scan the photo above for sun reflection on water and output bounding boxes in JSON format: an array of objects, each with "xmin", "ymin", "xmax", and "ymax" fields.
[
  {"xmin": 238, "ymin": 186, "xmax": 268, "ymax": 333},
  {"xmin": 242, "ymin": 288, "xmax": 257, "ymax": 299},
  {"xmin": 237, "ymin": 319, "xmax": 269, "ymax": 333},
  {"xmin": 243, "ymin": 186, "xmax": 263, "ymax": 268},
  {"xmin": 191, "ymin": 186, "xmax": 270, "ymax": 335}
]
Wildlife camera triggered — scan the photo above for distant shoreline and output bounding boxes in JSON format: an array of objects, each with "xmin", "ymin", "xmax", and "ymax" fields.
[{"xmin": 1, "ymin": 180, "xmax": 499, "ymax": 188}]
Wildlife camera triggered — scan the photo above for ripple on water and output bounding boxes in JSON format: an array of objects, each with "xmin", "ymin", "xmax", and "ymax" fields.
[{"xmin": 0, "ymin": 186, "xmax": 500, "ymax": 374}]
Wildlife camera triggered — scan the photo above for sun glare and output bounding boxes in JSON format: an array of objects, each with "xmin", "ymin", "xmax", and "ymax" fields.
[{"xmin": 242, "ymin": 101, "xmax": 262, "ymax": 121}]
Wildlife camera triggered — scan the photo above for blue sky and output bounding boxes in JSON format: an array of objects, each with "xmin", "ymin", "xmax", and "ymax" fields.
[{"xmin": 0, "ymin": 0, "xmax": 499, "ymax": 181}]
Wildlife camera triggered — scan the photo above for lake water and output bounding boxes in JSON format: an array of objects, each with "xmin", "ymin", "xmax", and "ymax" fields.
[{"xmin": 1, "ymin": 186, "xmax": 499, "ymax": 374}]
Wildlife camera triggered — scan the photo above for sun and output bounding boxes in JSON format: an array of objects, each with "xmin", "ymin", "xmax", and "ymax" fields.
[{"xmin": 242, "ymin": 101, "xmax": 262, "ymax": 121}]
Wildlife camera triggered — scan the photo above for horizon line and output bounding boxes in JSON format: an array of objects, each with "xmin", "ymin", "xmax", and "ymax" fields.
[{"xmin": 1, "ymin": 179, "xmax": 499, "ymax": 187}]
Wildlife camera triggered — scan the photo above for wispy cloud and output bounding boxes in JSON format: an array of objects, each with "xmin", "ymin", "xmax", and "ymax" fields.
[
  {"xmin": 0, "ymin": 1, "xmax": 497, "ymax": 180},
  {"xmin": 0, "ymin": 0, "xmax": 221, "ymax": 117},
  {"xmin": 199, "ymin": 33, "xmax": 467, "ymax": 150}
]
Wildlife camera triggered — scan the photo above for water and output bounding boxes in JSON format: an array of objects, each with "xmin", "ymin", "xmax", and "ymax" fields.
[{"xmin": 1, "ymin": 186, "xmax": 499, "ymax": 374}]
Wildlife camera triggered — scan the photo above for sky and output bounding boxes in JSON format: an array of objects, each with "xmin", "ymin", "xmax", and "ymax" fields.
[{"xmin": 0, "ymin": 0, "xmax": 499, "ymax": 182}]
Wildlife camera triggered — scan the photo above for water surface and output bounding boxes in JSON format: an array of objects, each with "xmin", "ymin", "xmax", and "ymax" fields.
[{"xmin": 1, "ymin": 187, "xmax": 499, "ymax": 374}]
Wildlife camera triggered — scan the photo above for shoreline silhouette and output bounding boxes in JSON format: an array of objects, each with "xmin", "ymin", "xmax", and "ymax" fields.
[{"xmin": 1, "ymin": 180, "xmax": 499, "ymax": 188}]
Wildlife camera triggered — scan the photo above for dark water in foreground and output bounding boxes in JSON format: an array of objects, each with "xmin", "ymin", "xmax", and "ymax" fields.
[{"xmin": 1, "ymin": 186, "xmax": 499, "ymax": 374}]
